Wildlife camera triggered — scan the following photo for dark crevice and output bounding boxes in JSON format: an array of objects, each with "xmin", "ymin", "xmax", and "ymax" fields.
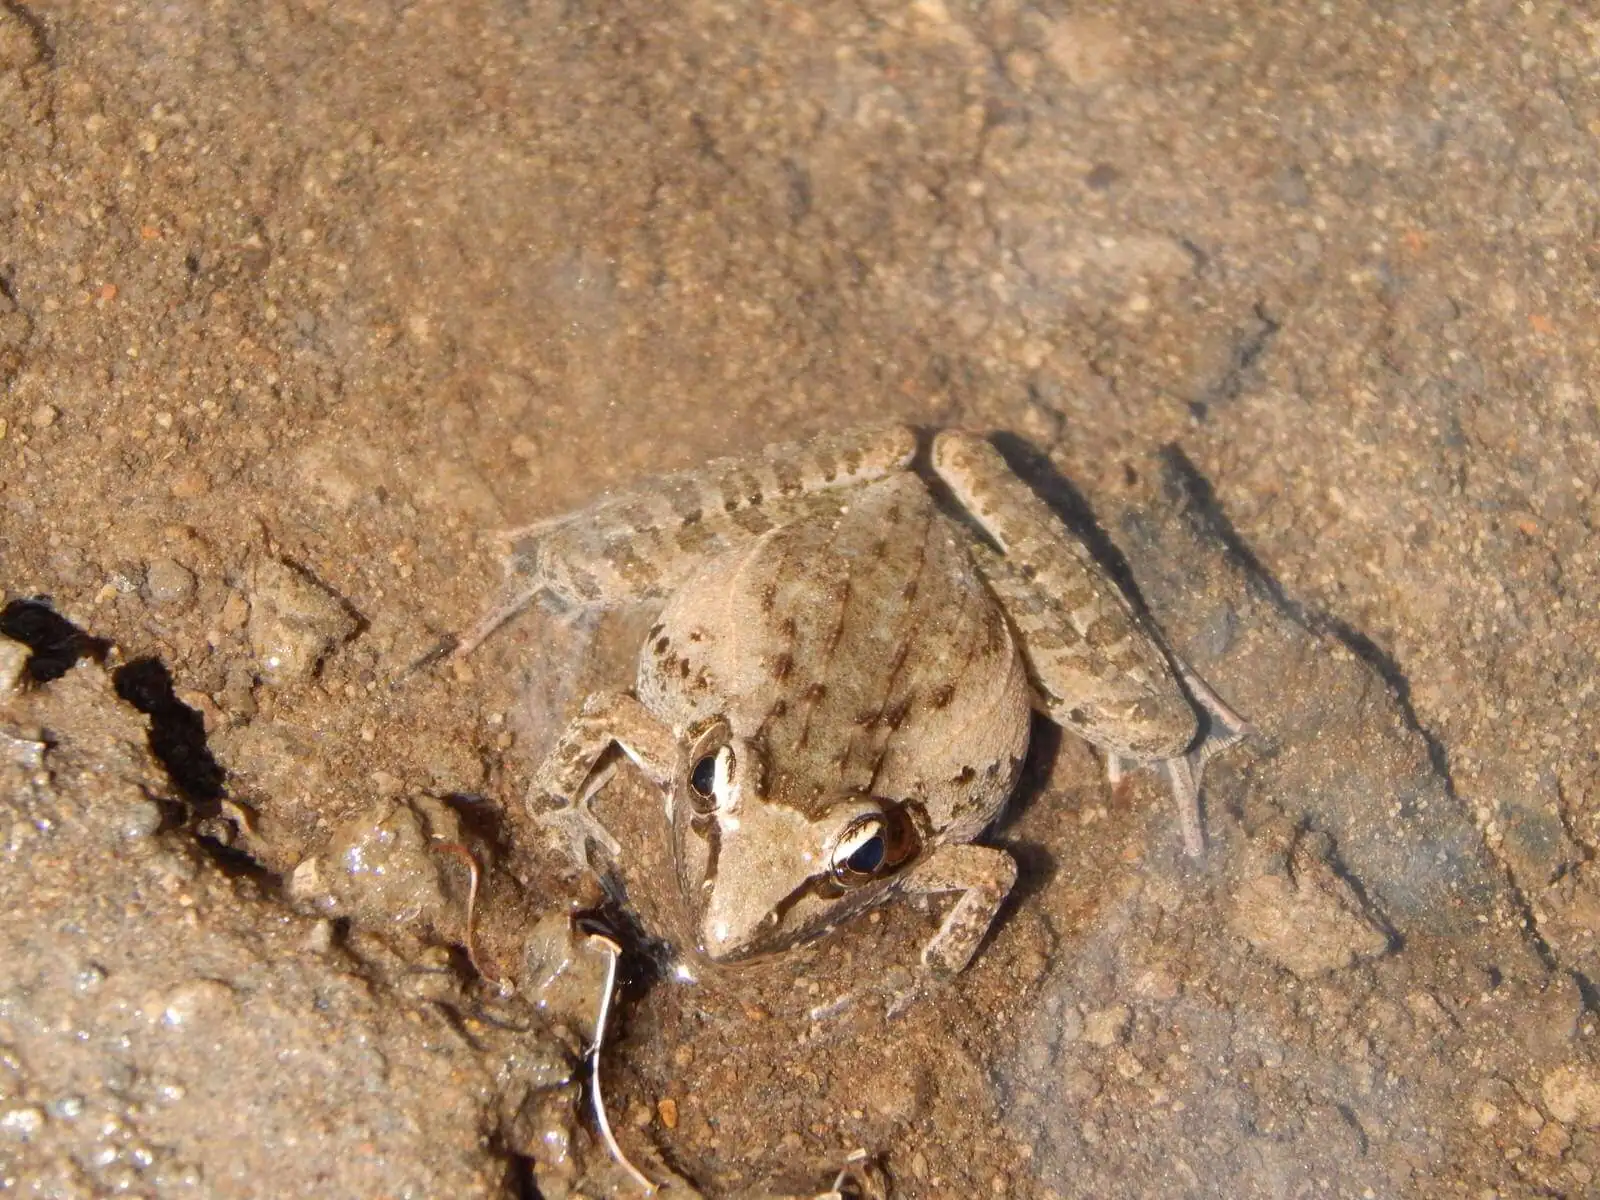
[
  {"xmin": 1157, "ymin": 445, "xmax": 1564, "ymax": 977},
  {"xmin": 1572, "ymin": 971, "xmax": 1600, "ymax": 1016},
  {"xmin": 0, "ymin": 598, "xmax": 111, "ymax": 681},
  {"xmin": 0, "ymin": 602, "xmax": 266, "ymax": 878},
  {"xmin": 277, "ymin": 555, "xmax": 370, "ymax": 647},
  {"xmin": 111, "ymin": 658, "xmax": 226, "ymax": 813},
  {"xmin": 506, "ymin": 1152, "xmax": 544, "ymax": 1200},
  {"xmin": 1159, "ymin": 449, "xmax": 1437, "ymax": 763},
  {"xmin": 573, "ymin": 905, "xmax": 669, "ymax": 1002},
  {"xmin": 108, "ymin": 658, "xmax": 272, "ymax": 879},
  {"xmin": 1304, "ymin": 824, "xmax": 1404, "ymax": 957},
  {"xmin": 191, "ymin": 827, "xmax": 275, "ymax": 879},
  {"xmin": 985, "ymin": 434, "xmax": 1151, "ymax": 614},
  {"xmin": 440, "ymin": 791, "xmax": 519, "ymax": 864},
  {"xmin": 983, "ymin": 435, "xmax": 1233, "ymax": 752},
  {"xmin": 1552, "ymin": 774, "xmax": 1598, "ymax": 867},
  {"xmin": 1333, "ymin": 1103, "xmax": 1371, "ymax": 1156},
  {"xmin": 992, "ymin": 715, "xmax": 1061, "ymax": 907}
]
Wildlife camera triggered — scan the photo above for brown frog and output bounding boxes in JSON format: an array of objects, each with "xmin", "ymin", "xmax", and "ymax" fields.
[{"xmin": 462, "ymin": 426, "xmax": 1243, "ymax": 977}]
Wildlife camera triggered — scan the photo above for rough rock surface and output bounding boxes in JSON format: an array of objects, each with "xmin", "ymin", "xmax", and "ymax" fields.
[
  {"xmin": 0, "ymin": 662, "xmax": 538, "ymax": 1198},
  {"xmin": 2, "ymin": 0, "xmax": 1598, "ymax": 1196}
]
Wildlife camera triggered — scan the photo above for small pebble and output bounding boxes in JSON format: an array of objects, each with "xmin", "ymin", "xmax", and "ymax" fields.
[
  {"xmin": 30, "ymin": 403, "xmax": 57, "ymax": 429},
  {"xmin": 0, "ymin": 639, "xmax": 28, "ymax": 693},
  {"xmin": 144, "ymin": 557, "xmax": 196, "ymax": 609},
  {"xmin": 72, "ymin": 964, "xmax": 107, "ymax": 994},
  {"xmin": 304, "ymin": 918, "xmax": 337, "ymax": 954},
  {"xmin": 1543, "ymin": 1065, "xmax": 1600, "ymax": 1127},
  {"xmin": 1082, "ymin": 1004, "xmax": 1132, "ymax": 1048},
  {"xmin": 160, "ymin": 979, "xmax": 238, "ymax": 1029},
  {"xmin": 246, "ymin": 557, "xmax": 357, "ymax": 686},
  {"xmin": 169, "ymin": 467, "xmax": 212, "ymax": 499},
  {"xmin": 120, "ymin": 798, "xmax": 165, "ymax": 839},
  {"xmin": 1533, "ymin": 1120, "xmax": 1571, "ymax": 1157},
  {"xmin": 219, "ymin": 662, "xmax": 256, "ymax": 718}
]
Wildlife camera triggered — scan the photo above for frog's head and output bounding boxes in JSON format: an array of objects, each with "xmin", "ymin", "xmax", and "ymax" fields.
[{"xmin": 668, "ymin": 719, "xmax": 925, "ymax": 964}]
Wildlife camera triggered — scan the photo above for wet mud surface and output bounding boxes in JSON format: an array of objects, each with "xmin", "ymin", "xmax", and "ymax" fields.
[{"xmin": 3, "ymin": 2, "xmax": 1599, "ymax": 1196}]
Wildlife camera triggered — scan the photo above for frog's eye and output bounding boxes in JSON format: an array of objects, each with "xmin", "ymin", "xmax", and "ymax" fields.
[
  {"xmin": 829, "ymin": 816, "xmax": 889, "ymax": 885},
  {"xmin": 690, "ymin": 754, "xmax": 717, "ymax": 798},
  {"xmin": 687, "ymin": 745, "xmax": 732, "ymax": 816}
]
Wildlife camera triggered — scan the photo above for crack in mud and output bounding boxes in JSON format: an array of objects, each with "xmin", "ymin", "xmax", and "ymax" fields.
[{"xmin": 0, "ymin": 599, "xmax": 271, "ymax": 878}]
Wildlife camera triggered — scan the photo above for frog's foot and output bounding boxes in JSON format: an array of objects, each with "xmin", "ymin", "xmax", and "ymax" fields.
[
  {"xmin": 453, "ymin": 511, "xmax": 592, "ymax": 658},
  {"xmin": 902, "ymin": 842, "xmax": 1018, "ymax": 980},
  {"xmin": 806, "ymin": 965, "xmax": 926, "ymax": 1024},
  {"xmin": 453, "ymin": 581, "xmax": 548, "ymax": 658},
  {"xmin": 534, "ymin": 772, "xmax": 624, "ymax": 870},
  {"xmin": 1111, "ymin": 667, "xmax": 1248, "ymax": 856},
  {"xmin": 1174, "ymin": 656, "xmax": 1250, "ymax": 759},
  {"xmin": 528, "ymin": 689, "xmax": 677, "ymax": 871},
  {"xmin": 805, "ymin": 845, "xmax": 1015, "ymax": 1022}
]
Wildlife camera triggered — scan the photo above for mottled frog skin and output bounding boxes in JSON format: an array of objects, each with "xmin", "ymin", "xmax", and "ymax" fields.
[{"xmin": 461, "ymin": 426, "xmax": 1243, "ymax": 977}]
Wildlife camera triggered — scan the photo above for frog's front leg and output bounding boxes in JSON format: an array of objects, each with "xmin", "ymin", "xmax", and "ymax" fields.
[
  {"xmin": 533, "ymin": 691, "xmax": 677, "ymax": 871},
  {"xmin": 456, "ymin": 424, "xmax": 917, "ymax": 654},
  {"xmin": 932, "ymin": 431, "xmax": 1245, "ymax": 855},
  {"xmin": 901, "ymin": 842, "xmax": 1018, "ymax": 978}
]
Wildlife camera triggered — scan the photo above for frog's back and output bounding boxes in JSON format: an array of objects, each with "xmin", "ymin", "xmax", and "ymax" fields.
[{"xmin": 642, "ymin": 473, "xmax": 1031, "ymax": 835}]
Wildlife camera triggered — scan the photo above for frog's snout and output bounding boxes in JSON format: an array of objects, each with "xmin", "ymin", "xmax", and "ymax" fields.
[
  {"xmin": 697, "ymin": 904, "xmax": 782, "ymax": 964},
  {"xmin": 688, "ymin": 801, "xmax": 823, "ymax": 964}
]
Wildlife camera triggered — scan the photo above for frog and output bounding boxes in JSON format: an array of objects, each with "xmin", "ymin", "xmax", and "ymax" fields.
[{"xmin": 459, "ymin": 425, "xmax": 1244, "ymax": 978}]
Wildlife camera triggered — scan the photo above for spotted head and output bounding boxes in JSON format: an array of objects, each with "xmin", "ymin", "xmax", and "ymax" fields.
[{"xmin": 667, "ymin": 718, "xmax": 926, "ymax": 965}]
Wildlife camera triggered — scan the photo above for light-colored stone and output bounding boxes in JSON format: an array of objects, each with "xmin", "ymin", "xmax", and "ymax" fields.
[
  {"xmin": 245, "ymin": 558, "xmax": 357, "ymax": 686},
  {"xmin": 1082, "ymin": 1004, "xmax": 1132, "ymax": 1048},
  {"xmin": 1228, "ymin": 830, "xmax": 1391, "ymax": 979},
  {"xmin": 144, "ymin": 557, "xmax": 197, "ymax": 609},
  {"xmin": 0, "ymin": 638, "xmax": 28, "ymax": 694},
  {"xmin": 291, "ymin": 795, "xmax": 462, "ymax": 932},
  {"xmin": 1040, "ymin": 16, "xmax": 1129, "ymax": 88},
  {"xmin": 1542, "ymin": 1066, "xmax": 1600, "ymax": 1128}
]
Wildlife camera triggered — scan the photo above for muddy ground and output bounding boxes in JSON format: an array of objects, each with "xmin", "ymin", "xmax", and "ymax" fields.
[{"xmin": 3, "ymin": 1, "xmax": 1599, "ymax": 1196}]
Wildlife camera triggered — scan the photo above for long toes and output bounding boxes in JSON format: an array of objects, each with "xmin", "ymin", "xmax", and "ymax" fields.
[
  {"xmin": 1161, "ymin": 756, "xmax": 1206, "ymax": 858},
  {"xmin": 536, "ymin": 805, "xmax": 620, "ymax": 867},
  {"xmin": 1175, "ymin": 662, "xmax": 1249, "ymax": 749}
]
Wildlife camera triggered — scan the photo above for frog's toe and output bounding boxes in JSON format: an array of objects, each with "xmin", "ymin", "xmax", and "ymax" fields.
[
  {"xmin": 884, "ymin": 970, "xmax": 938, "ymax": 1020},
  {"xmin": 536, "ymin": 800, "xmax": 622, "ymax": 870},
  {"xmin": 1168, "ymin": 670, "xmax": 1250, "ymax": 855},
  {"xmin": 807, "ymin": 965, "xmax": 925, "ymax": 1023},
  {"xmin": 1160, "ymin": 754, "xmax": 1206, "ymax": 858}
]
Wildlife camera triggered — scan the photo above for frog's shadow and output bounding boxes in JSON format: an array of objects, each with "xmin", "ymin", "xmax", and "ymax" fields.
[
  {"xmin": 942, "ymin": 432, "xmax": 1169, "ymax": 911},
  {"xmin": 991, "ymin": 717, "xmax": 1065, "ymax": 910},
  {"xmin": 983, "ymin": 432, "xmax": 1153, "ymax": 615}
]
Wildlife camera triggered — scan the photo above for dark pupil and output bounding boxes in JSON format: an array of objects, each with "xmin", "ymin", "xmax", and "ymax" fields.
[
  {"xmin": 690, "ymin": 754, "xmax": 718, "ymax": 797},
  {"xmin": 845, "ymin": 834, "xmax": 885, "ymax": 874}
]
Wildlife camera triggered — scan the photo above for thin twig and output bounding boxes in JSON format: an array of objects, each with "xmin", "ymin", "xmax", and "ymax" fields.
[
  {"xmin": 585, "ymin": 933, "xmax": 657, "ymax": 1194},
  {"xmin": 432, "ymin": 841, "xmax": 506, "ymax": 989}
]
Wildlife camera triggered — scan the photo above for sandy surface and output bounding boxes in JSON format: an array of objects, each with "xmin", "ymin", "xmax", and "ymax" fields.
[{"xmin": 3, "ymin": 1, "xmax": 1599, "ymax": 1196}]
